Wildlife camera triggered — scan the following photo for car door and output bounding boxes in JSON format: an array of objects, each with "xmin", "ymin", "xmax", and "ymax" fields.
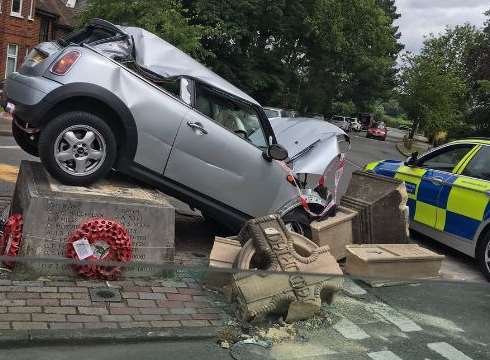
[
  {"xmin": 164, "ymin": 83, "xmax": 295, "ymax": 218},
  {"xmin": 444, "ymin": 145, "xmax": 490, "ymax": 242},
  {"xmin": 396, "ymin": 144, "xmax": 474, "ymax": 229}
]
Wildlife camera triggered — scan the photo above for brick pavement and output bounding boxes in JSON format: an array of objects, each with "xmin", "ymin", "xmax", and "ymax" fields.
[{"xmin": 0, "ymin": 277, "xmax": 230, "ymax": 331}]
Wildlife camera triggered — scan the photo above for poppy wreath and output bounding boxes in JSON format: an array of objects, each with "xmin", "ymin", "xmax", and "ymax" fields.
[
  {"xmin": 1, "ymin": 213, "xmax": 23, "ymax": 269},
  {"xmin": 66, "ymin": 218, "xmax": 132, "ymax": 280}
]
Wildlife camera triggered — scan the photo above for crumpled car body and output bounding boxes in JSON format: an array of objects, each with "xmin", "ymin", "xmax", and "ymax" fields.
[{"xmin": 4, "ymin": 19, "xmax": 348, "ymax": 231}]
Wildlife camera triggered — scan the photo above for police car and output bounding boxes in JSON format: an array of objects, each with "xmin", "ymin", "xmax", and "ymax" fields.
[{"xmin": 365, "ymin": 139, "xmax": 490, "ymax": 280}]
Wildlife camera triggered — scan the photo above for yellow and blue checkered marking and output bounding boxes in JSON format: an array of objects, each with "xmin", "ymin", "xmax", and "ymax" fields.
[{"xmin": 365, "ymin": 159, "xmax": 490, "ymax": 242}]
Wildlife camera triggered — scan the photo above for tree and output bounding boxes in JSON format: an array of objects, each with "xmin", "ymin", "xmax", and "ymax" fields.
[{"xmin": 79, "ymin": 0, "xmax": 211, "ymax": 59}]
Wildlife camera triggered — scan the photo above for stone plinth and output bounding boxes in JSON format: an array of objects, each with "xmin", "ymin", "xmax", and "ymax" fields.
[{"xmin": 11, "ymin": 161, "xmax": 175, "ymax": 277}]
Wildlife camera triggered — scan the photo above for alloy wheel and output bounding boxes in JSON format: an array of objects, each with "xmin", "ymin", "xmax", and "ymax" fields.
[{"xmin": 54, "ymin": 125, "xmax": 106, "ymax": 177}]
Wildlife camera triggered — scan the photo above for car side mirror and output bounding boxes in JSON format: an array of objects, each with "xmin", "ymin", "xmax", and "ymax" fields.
[
  {"xmin": 263, "ymin": 144, "xmax": 289, "ymax": 161},
  {"xmin": 405, "ymin": 151, "xmax": 419, "ymax": 166}
]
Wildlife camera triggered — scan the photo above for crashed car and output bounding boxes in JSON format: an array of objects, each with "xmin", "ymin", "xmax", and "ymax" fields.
[{"xmin": 4, "ymin": 19, "xmax": 349, "ymax": 233}]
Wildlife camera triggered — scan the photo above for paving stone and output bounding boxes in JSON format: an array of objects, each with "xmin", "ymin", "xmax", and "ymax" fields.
[
  {"xmin": 151, "ymin": 287, "xmax": 178, "ymax": 293},
  {"xmin": 44, "ymin": 306, "xmax": 77, "ymax": 314},
  {"xmin": 67, "ymin": 315, "xmax": 100, "ymax": 322},
  {"xmin": 161, "ymin": 314, "xmax": 192, "ymax": 321},
  {"xmin": 33, "ymin": 314, "xmax": 66, "ymax": 322},
  {"xmin": 60, "ymin": 299, "xmax": 92, "ymax": 307},
  {"xmin": 0, "ymin": 280, "xmax": 12, "ymax": 286},
  {"xmin": 84, "ymin": 322, "xmax": 118, "ymax": 329},
  {"xmin": 191, "ymin": 314, "xmax": 221, "ymax": 320},
  {"xmin": 192, "ymin": 296, "xmax": 210, "ymax": 303},
  {"xmin": 183, "ymin": 301, "xmax": 210, "ymax": 308},
  {"xmin": 139, "ymin": 308, "xmax": 170, "ymax": 315},
  {"xmin": 166, "ymin": 293, "xmax": 192, "ymax": 301},
  {"xmin": 119, "ymin": 322, "xmax": 151, "ymax": 328},
  {"xmin": 0, "ymin": 300, "xmax": 26, "ymax": 307},
  {"xmin": 58, "ymin": 287, "xmax": 88, "ymax": 293},
  {"xmin": 0, "ymin": 286, "xmax": 26, "ymax": 292},
  {"xmin": 42, "ymin": 293, "xmax": 72, "ymax": 299},
  {"xmin": 13, "ymin": 281, "xmax": 43, "ymax": 286},
  {"xmin": 150, "ymin": 320, "xmax": 180, "ymax": 328},
  {"xmin": 139, "ymin": 292, "xmax": 167, "ymax": 300},
  {"xmin": 169, "ymin": 308, "xmax": 196, "ymax": 315},
  {"xmin": 78, "ymin": 307, "xmax": 109, "ymax": 315},
  {"xmin": 6, "ymin": 292, "xmax": 40, "ymax": 299},
  {"xmin": 110, "ymin": 307, "xmax": 140, "ymax": 315},
  {"xmin": 127, "ymin": 299, "xmax": 156, "ymax": 308},
  {"xmin": 75, "ymin": 281, "xmax": 101, "ymax": 287},
  {"xmin": 12, "ymin": 322, "xmax": 48, "ymax": 330},
  {"xmin": 122, "ymin": 286, "xmax": 153, "ymax": 292},
  {"xmin": 26, "ymin": 286, "xmax": 58, "ymax": 293},
  {"xmin": 178, "ymin": 288, "xmax": 204, "ymax": 296},
  {"xmin": 48, "ymin": 281, "xmax": 77, "ymax": 287},
  {"xmin": 132, "ymin": 314, "xmax": 162, "ymax": 321},
  {"xmin": 0, "ymin": 322, "xmax": 11, "ymax": 329},
  {"xmin": 0, "ymin": 313, "xmax": 31, "ymax": 321},
  {"xmin": 101, "ymin": 315, "xmax": 132, "ymax": 322},
  {"xmin": 210, "ymin": 320, "xmax": 226, "ymax": 326},
  {"xmin": 0, "ymin": 307, "xmax": 6, "ymax": 314},
  {"xmin": 159, "ymin": 281, "xmax": 188, "ymax": 288},
  {"xmin": 197, "ymin": 307, "xmax": 223, "ymax": 314},
  {"xmin": 121, "ymin": 292, "xmax": 139, "ymax": 299},
  {"xmin": 8, "ymin": 306, "xmax": 41, "ymax": 313},
  {"xmin": 180, "ymin": 320, "xmax": 210, "ymax": 327},
  {"xmin": 49, "ymin": 322, "xmax": 84, "ymax": 329},
  {"xmin": 157, "ymin": 301, "xmax": 184, "ymax": 308},
  {"xmin": 72, "ymin": 293, "xmax": 91, "ymax": 299},
  {"xmin": 27, "ymin": 299, "xmax": 59, "ymax": 306}
]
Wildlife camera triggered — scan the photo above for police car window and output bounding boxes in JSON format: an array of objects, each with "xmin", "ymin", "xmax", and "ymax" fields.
[
  {"xmin": 419, "ymin": 145, "xmax": 473, "ymax": 172},
  {"xmin": 462, "ymin": 146, "xmax": 490, "ymax": 181}
]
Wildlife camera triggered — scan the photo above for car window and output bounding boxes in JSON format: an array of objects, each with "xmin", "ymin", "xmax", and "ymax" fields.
[
  {"xmin": 264, "ymin": 109, "xmax": 280, "ymax": 118},
  {"xmin": 195, "ymin": 85, "xmax": 268, "ymax": 148},
  {"xmin": 418, "ymin": 145, "xmax": 473, "ymax": 172},
  {"xmin": 331, "ymin": 116, "xmax": 343, "ymax": 122},
  {"xmin": 462, "ymin": 146, "xmax": 490, "ymax": 181},
  {"xmin": 280, "ymin": 110, "xmax": 290, "ymax": 117}
]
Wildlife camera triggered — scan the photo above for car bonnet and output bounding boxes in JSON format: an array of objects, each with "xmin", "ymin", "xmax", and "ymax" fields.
[
  {"xmin": 118, "ymin": 26, "xmax": 260, "ymax": 106},
  {"xmin": 269, "ymin": 117, "xmax": 347, "ymax": 175}
]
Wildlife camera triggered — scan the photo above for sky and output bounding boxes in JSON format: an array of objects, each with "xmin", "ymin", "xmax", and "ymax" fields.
[{"xmin": 395, "ymin": 0, "xmax": 488, "ymax": 54}]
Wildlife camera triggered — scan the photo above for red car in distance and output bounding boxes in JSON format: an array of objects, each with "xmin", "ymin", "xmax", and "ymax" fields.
[{"xmin": 366, "ymin": 121, "xmax": 387, "ymax": 141}]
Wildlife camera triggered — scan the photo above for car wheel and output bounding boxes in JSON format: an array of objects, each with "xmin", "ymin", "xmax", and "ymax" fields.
[
  {"xmin": 39, "ymin": 111, "xmax": 117, "ymax": 186},
  {"xmin": 476, "ymin": 231, "xmax": 490, "ymax": 281},
  {"xmin": 12, "ymin": 121, "xmax": 39, "ymax": 157},
  {"xmin": 282, "ymin": 207, "xmax": 312, "ymax": 239}
]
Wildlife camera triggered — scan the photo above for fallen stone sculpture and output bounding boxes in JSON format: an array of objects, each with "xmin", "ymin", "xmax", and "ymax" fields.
[{"xmin": 227, "ymin": 215, "xmax": 343, "ymax": 323}]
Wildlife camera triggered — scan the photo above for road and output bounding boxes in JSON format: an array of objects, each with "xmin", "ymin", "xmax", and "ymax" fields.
[{"xmin": 0, "ymin": 132, "xmax": 486, "ymax": 282}]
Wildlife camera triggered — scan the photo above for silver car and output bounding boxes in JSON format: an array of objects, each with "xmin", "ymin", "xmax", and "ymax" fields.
[{"xmin": 4, "ymin": 19, "xmax": 348, "ymax": 232}]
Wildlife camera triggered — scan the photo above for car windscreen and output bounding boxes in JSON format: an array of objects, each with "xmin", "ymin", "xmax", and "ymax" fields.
[{"xmin": 265, "ymin": 109, "xmax": 280, "ymax": 118}]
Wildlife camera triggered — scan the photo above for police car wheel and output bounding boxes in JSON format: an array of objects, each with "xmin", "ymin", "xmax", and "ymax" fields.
[{"xmin": 476, "ymin": 232, "xmax": 490, "ymax": 281}]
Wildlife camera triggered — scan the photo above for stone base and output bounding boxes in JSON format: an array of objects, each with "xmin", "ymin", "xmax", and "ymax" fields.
[{"xmin": 11, "ymin": 161, "xmax": 175, "ymax": 277}]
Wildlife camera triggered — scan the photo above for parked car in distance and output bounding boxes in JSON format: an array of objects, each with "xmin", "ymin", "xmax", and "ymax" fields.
[
  {"xmin": 4, "ymin": 19, "xmax": 348, "ymax": 234},
  {"xmin": 348, "ymin": 117, "xmax": 362, "ymax": 132},
  {"xmin": 264, "ymin": 107, "xmax": 295, "ymax": 120},
  {"xmin": 365, "ymin": 138, "xmax": 490, "ymax": 280},
  {"xmin": 367, "ymin": 121, "xmax": 387, "ymax": 140},
  {"xmin": 359, "ymin": 112, "xmax": 375, "ymax": 130},
  {"xmin": 329, "ymin": 115, "xmax": 351, "ymax": 132}
]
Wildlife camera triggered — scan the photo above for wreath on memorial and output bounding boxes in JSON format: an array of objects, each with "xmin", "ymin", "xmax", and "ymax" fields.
[
  {"xmin": 66, "ymin": 218, "xmax": 132, "ymax": 280},
  {"xmin": 1, "ymin": 213, "xmax": 23, "ymax": 269}
]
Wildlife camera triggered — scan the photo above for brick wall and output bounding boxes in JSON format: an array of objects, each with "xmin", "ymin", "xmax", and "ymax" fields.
[{"xmin": 0, "ymin": 0, "xmax": 40, "ymax": 79}]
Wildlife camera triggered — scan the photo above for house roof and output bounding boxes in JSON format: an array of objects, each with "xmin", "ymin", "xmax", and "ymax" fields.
[{"xmin": 36, "ymin": 0, "xmax": 77, "ymax": 29}]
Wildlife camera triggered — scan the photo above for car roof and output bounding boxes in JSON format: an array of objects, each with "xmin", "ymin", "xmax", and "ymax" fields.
[
  {"xmin": 264, "ymin": 107, "xmax": 283, "ymax": 112},
  {"xmin": 113, "ymin": 22, "xmax": 260, "ymax": 106},
  {"xmin": 450, "ymin": 138, "xmax": 490, "ymax": 146}
]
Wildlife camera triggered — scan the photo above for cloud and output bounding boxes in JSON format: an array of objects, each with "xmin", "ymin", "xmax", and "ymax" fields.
[{"xmin": 395, "ymin": 0, "xmax": 488, "ymax": 54}]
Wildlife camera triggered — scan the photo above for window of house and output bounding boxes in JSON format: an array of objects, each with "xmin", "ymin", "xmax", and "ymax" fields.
[
  {"xmin": 28, "ymin": 0, "xmax": 34, "ymax": 19},
  {"xmin": 195, "ymin": 84, "xmax": 268, "ymax": 148},
  {"xmin": 5, "ymin": 44, "xmax": 19, "ymax": 78},
  {"xmin": 40, "ymin": 18, "xmax": 50, "ymax": 42},
  {"xmin": 11, "ymin": 0, "xmax": 23, "ymax": 16}
]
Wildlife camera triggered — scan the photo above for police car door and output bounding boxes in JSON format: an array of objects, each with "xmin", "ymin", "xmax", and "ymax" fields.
[
  {"xmin": 411, "ymin": 144, "xmax": 474, "ymax": 230},
  {"xmin": 446, "ymin": 145, "xmax": 490, "ymax": 247}
]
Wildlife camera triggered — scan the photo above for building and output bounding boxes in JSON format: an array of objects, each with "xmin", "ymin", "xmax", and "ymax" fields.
[{"xmin": 0, "ymin": 0, "xmax": 83, "ymax": 79}]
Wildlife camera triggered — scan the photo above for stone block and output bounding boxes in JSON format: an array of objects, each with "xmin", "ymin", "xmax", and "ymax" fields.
[
  {"xmin": 310, "ymin": 206, "xmax": 357, "ymax": 260},
  {"xmin": 345, "ymin": 244, "xmax": 444, "ymax": 280},
  {"xmin": 11, "ymin": 161, "xmax": 175, "ymax": 277}
]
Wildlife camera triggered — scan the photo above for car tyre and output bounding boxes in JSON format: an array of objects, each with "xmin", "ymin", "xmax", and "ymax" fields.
[
  {"xmin": 39, "ymin": 111, "xmax": 117, "ymax": 186},
  {"xmin": 476, "ymin": 231, "xmax": 490, "ymax": 281},
  {"xmin": 12, "ymin": 121, "xmax": 39, "ymax": 157},
  {"xmin": 283, "ymin": 207, "xmax": 312, "ymax": 239}
]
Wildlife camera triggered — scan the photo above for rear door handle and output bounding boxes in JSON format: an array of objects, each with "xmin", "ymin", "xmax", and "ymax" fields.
[{"xmin": 187, "ymin": 121, "xmax": 208, "ymax": 134}]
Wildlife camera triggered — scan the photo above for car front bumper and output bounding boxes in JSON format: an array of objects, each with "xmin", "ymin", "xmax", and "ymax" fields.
[{"xmin": 5, "ymin": 72, "xmax": 61, "ymax": 127}]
